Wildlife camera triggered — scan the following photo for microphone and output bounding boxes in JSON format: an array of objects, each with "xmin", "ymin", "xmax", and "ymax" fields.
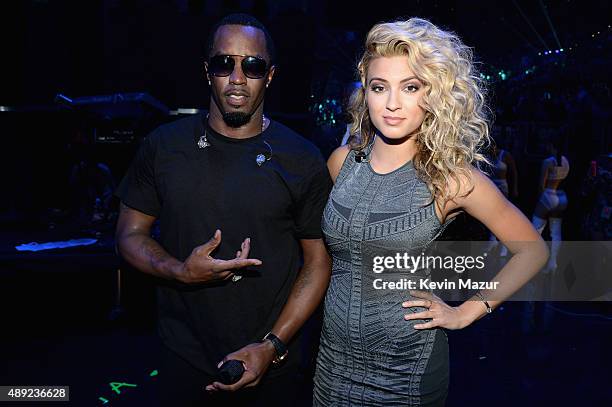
[
  {"xmin": 216, "ymin": 360, "xmax": 245, "ymax": 385},
  {"xmin": 354, "ymin": 150, "xmax": 370, "ymax": 163}
]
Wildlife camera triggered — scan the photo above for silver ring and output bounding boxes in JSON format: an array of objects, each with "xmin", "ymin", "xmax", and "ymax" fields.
[{"xmin": 231, "ymin": 275, "xmax": 243, "ymax": 283}]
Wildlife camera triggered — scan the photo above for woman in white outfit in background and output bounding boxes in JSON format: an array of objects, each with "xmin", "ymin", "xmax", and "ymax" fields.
[{"xmin": 532, "ymin": 137, "xmax": 570, "ymax": 272}]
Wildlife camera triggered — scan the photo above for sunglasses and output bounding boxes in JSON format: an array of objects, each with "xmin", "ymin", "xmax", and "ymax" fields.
[{"xmin": 207, "ymin": 54, "xmax": 270, "ymax": 79}]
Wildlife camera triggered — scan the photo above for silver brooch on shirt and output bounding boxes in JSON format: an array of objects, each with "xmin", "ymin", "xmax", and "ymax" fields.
[
  {"xmin": 197, "ymin": 136, "xmax": 210, "ymax": 149},
  {"xmin": 256, "ymin": 141, "xmax": 273, "ymax": 167}
]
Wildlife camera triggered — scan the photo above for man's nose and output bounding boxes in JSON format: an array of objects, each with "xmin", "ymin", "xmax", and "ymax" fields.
[{"xmin": 229, "ymin": 60, "xmax": 247, "ymax": 85}]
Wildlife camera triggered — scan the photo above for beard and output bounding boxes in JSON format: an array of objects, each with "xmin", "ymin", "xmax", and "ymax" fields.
[{"xmin": 222, "ymin": 111, "xmax": 252, "ymax": 128}]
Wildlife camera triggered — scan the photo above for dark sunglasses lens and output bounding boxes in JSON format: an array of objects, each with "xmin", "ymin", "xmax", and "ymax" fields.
[
  {"xmin": 209, "ymin": 55, "xmax": 234, "ymax": 76},
  {"xmin": 242, "ymin": 57, "xmax": 268, "ymax": 79}
]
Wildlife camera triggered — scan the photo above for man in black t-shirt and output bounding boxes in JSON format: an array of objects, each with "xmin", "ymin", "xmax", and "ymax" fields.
[{"xmin": 115, "ymin": 13, "xmax": 332, "ymax": 406}]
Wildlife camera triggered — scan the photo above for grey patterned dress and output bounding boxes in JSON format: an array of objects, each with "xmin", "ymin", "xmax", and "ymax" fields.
[{"xmin": 313, "ymin": 147, "xmax": 452, "ymax": 406}]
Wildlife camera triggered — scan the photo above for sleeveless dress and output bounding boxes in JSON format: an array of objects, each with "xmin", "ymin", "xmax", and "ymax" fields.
[{"xmin": 313, "ymin": 147, "xmax": 452, "ymax": 406}]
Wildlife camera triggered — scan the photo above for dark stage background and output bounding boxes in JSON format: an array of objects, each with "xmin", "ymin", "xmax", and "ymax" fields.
[{"xmin": 0, "ymin": 1, "xmax": 610, "ymax": 406}]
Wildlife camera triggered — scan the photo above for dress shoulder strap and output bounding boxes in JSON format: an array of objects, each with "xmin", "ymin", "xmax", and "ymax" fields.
[{"xmin": 334, "ymin": 149, "xmax": 358, "ymax": 187}]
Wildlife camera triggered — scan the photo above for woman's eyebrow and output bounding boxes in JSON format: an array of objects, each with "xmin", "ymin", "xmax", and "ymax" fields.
[{"xmin": 368, "ymin": 76, "xmax": 419, "ymax": 84}]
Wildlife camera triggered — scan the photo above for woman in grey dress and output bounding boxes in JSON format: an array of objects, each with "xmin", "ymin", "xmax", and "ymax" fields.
[{"xmin": 313, "ymin": 18, "xmax": 548, "ymax": 406}]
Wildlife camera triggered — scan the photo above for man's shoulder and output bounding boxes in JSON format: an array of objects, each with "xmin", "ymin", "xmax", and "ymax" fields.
[
  {"xmin": 269, "ymin": 120, "xmax": 323, "ymax": 160},
  {"xmin": 147, "ymin": 113, "xmax": 202, "ymax": 145}
]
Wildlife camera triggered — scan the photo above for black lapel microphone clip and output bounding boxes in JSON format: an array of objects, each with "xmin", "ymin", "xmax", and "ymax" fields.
[{"xmin": 354, "ymin": 150, "xmax": 370, "ymax": 163}]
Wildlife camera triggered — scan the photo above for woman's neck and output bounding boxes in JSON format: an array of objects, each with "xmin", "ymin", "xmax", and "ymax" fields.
[{"xmin": 369, "ymin": 133, "xmax": 418, "ymax": 174}]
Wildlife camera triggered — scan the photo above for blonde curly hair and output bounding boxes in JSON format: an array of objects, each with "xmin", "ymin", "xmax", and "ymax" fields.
[{"xmin": 349, "ymin": 18, "xmax": 491, "ymax": 214}]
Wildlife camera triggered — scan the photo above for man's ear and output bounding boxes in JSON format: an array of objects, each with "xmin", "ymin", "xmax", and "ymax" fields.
[
  {"xmin": 204, "ymin": 62, "xmax": 211, "ymax": 85},
  {"xmin": 265, "ymin": 65, "xmax": 276, "ymax": 88}
]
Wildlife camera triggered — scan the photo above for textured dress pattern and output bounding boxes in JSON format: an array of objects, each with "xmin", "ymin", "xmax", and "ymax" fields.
[{"xmin": 314, "ymin": 148, "xmax": 451, "ymax": 406}]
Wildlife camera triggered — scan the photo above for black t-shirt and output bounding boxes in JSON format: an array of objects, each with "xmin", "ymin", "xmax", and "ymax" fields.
[{"xmin": 115, "ymin": 113, "xmax": 332, "ymax": 375}]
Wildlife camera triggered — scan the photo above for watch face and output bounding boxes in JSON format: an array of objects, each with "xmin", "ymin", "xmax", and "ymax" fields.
[
  {"xmin": 273, "ymin": 352, "xmax": 287, "ymax": 364},
  {"xmin": 263, "ymin": 332, "xmax": 288, "ymax": 364}
]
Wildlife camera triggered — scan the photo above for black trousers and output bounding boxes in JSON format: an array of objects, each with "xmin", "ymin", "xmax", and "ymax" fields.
[{"xmin": 158, "ymin": 345, "xmax": 301, "ymax": 407}]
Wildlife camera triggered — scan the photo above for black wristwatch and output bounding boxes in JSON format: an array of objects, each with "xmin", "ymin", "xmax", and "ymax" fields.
[{"xmin": 262, "ymin": 332, "xmax": 288, "ymax": 364}]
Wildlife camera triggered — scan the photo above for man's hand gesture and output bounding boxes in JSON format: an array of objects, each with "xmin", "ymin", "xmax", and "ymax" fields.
[{"xmin": 175, "ymin": 229, "xmax": 262, "ymax": 284}]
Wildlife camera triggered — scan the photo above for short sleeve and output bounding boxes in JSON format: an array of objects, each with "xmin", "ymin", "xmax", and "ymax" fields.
[
  {"xmin": 293, "ymin": 159, "xmax": 333, "ymax": 239},
  {"xmin": 114, "ymin": 133, "xmax": 161, "ymax": 217}
]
